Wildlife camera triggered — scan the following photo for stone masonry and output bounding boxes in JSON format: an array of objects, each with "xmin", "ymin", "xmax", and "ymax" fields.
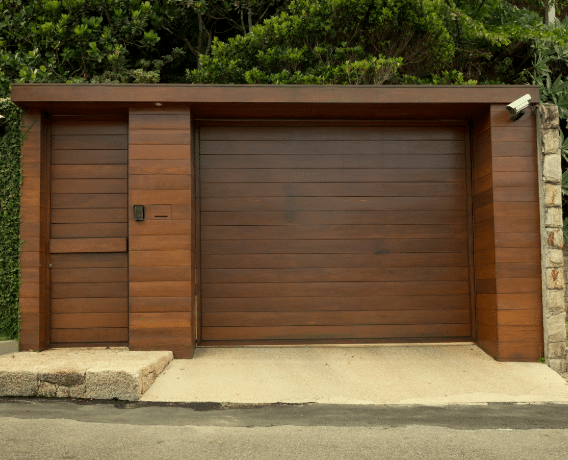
[{"xmin": 537, "ymin": 103, "xmax": 566, "ymax": 373}]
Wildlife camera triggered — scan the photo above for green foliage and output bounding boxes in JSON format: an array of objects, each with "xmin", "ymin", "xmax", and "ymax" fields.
[
  {"xmin": 0, "ymin": 99, "xmax": 25, "ymax": 340},
  {"xmin": 188, "ymin": 0, "xmax": 456, "ymax": 84}
]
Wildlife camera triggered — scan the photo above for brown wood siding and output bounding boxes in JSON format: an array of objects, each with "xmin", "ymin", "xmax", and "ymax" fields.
[
  {"xmin": 128, "ymin": 109, "xmax": 195, "ymax": 358},
  {"xmin": 49, "ymin": 116, "xmax": 128, "ymax": 345},
  {"xmin": 19, "ymin": 110, "xmax": 47, "ymax": 350},
  {"xmin": 472, "ymin": 106, "xmax": 542, "ymax": 361},
  {"xmin": 200, "ymin": 125, "xmax": 472, "ymax": 344}
]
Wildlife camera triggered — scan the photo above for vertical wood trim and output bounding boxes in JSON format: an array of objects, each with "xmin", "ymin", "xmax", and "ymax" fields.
[
  {"xmin": 194, "ymin": 116, "xmax": 202, "ymax": 345},
  {"xmin": 19, "ymin": 109, "xmax": 45, "ymax": 351},
  {"xmin": 471, "ymin": 108, "xmax": 498, "ymax": 359},
  {"xmin": 465, "ymin": 123, "xmax": 476, "ymax": 340},
  {"xmin": 42, "ymin": 112, "xmax": 52, "ymax": 347}
]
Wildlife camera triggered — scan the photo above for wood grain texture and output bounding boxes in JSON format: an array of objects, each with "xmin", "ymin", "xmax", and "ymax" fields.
[
  {"xmin": 128, "ymin": 109, "xmax": 195, "ymax": 359},
  {"xmin": 200, "ymin": 124, "xmax": 471, "ymax": 343},
  {"xmin": 49, "ymin": 238, "xmax": 127, "ymax": 253}
]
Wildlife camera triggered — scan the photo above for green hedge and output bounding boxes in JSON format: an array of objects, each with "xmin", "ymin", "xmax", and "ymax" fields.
[{"xmin": 0, "ymin": 99, "xmax": 25, "ymax": 340}]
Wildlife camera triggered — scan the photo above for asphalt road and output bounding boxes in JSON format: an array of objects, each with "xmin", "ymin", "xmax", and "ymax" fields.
[{"xmin": 1, "ymin": 399, "xmax": 568, "ymax": 459}]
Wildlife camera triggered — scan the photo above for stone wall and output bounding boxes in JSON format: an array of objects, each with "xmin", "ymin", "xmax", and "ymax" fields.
[{"xmin": 537, "ymin": 103, "xmax": 566, "ymax": 373}]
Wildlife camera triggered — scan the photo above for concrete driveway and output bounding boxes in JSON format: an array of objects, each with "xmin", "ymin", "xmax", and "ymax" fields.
[{"xmin": 141, "ymin": 343, "xmax": 568, "ymax": 405}]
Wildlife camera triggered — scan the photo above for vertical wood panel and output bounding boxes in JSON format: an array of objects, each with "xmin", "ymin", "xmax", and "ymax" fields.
[
  {"xmin": 18, "ymin": 109, "xmax": 46, "ymax": 351},
  {"xmin": 128, "ymin": 108, "xmax": 195, "ymax": 358}
]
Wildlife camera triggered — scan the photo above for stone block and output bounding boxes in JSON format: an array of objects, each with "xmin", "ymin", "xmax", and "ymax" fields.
[
  {"xmin": 37, "ymin": 381, "xmax": 57, "ymax": 397},
  {"xmin": 547, "ymin": 358, "xmax": 566, "ymax": 373},
  {"xmin": 538, "ymin": 104, "xmax": 560, "ymax": 129},
  {"xmin": 0, "ymin": 370, "xmax": 37, "ymax": 396},
  {"xmin": 545, "ymin": 184, "xmax": 561, "ymax": 207},
  {"xmin": 57, "ymin": 384, "xmax": 85, "ymax": 398},
  {"xmin": 39, "ymin": 371, "xmax": 86, "ymax": 387},
  {"xmin": 545, "ymin": 289, "xmax": 565, "ymax": 314},
  {"xmin": 547, "ymin": 229, "xmax": 563, "ymax": 249},
  {"xmin": 543, "ymin": 153, "xmax": 562, "ymax": 183},
  {"xmin": 545, "ymin": 207, "xmax": 563, "ymax": 228},
  {"xmin": 547, "ymin": 342, "xmax": 566, "ymax": 359},
  {"xmin": 546, "ymin": 268, "xmax": 565, "ymax": 289},
  {"xmin": 85, "ymin": 370, "xmax": 141, "ymax": 401},
  {"xmin": 549, "ymin": 248, "xmax": 563, "ymax": 266},
  {"xmin": 540, "ymin": 128, "xmax": 560, "ymax": 154}
]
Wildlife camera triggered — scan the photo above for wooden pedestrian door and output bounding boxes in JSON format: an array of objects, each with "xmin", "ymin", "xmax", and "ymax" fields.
[
  {"xmin": 48, "ymin": 116, "xmax": 129, "ymax": 346},
  {"xmin": 199, "ymin": 124, "xmax": 472, "ymax": 344}
]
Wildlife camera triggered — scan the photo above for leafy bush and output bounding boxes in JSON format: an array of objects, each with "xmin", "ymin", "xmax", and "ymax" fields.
[
  {"xmin": 188, "ymin": 0, "xmax": 457, "ymax": 84},
  {"xmin": 0, "ymin": 100, "xmax": 25, "ymax": 340}
]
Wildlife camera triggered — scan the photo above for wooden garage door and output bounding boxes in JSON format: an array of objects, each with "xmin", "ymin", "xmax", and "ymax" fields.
[
  {"xmin": 200, "ymin": 125, "xmax": 471, "ymax": 344},
  {"xmin": 49, "ymin": 116, "xmax": 128, "ymax": 346}
]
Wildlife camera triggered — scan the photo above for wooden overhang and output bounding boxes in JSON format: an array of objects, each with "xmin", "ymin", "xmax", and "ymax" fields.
[
  {"xmin": 11, "ymin": 84, "xmax": 540, "ymax": 118},
  {"xmin": 10, "ymin": 84, "xmax": 543, "ymax": 362}
]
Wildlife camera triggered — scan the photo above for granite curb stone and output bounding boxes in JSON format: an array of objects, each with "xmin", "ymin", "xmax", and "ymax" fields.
[{"xmin": 0, "ymin": 348, "xmax": 173, "ymax": 401}]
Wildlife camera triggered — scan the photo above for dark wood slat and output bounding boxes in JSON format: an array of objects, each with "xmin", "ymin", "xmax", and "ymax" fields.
[
  {"xmin": 52, "ymin": 135, "xmax": 128, "ymax": 150},
  {"xmin": 51, "ymin": 149, "xmax": 127, "ymax": 165},
  {"xmin": 201, "ymin": 324, "xmax": 471, "ymax": 341},
  {"xmin": 130, "ymin": 190, "xmax": 192, "ymax": 205},
  {"xmin": 128, "ymin": 220, "xmax": 192, "ymax": 236},
  {"xmin": 202, "ymin": 154, "xmax": 465, "ymax": 170},
  {"xmin": 52, "ymin": 312, "xmax": 128, "ymax": 329},
  {"xmin": 202, "ymin": 168, "xmax": 464, "ymax": 183},
  {"xmin": 129, "ymin": 130, "xmax": 191, "ymax": 145},
  {"xmin": 203, "ymin": 309, "xmax": 470, "ymax": 327},
  {"xmin": 129, "ymin": 114, "xmax": 191, "ymax": 131},
  {"xmin": 129, "ymin": 160, "xmax": 192, "ymax": 175},
  {"xmin": 202, "ymin": 238, "xmax": 467, "ymax": 254},
  {"xmin": 129, "ymin": 174, "xmax": 192, "ymax": 190},
  {"xmin": 129, "ymin": 297, "xmax": 192, "ymax": 313},
  {"xmin": 51, "ymin": 328, "xmax": 128, "ymax": 343},
  {"xmin": 201, "ymin": 196, "xmax": 466, "ymax": 212},
  {"xmin": 51, "ymin": 179, "xmax": 127, "ymax": 194},
  {"xmin": 129, "ymin": 265, "xmax": 193, "ymax": 282},
  {"xmin": 202, "ymin": 224, "xmax": 467, "ymax": 240},
  {"xmin": 202, "ymin": 281, "xmax": 469, "ymax": 298},
  {"xmin": 51, "ymin": 223, "xmax": 127, "ymax": 238},
  {"xmin": 200, "ymin": 126, "xmax": 465, "ymax": 141},
  {"xmin": 202, "ymin": 210, "xmax": 464, "ymax": 226},
  {"xmin": 50, "ymin": 118, "xmax": 128, "ymax": 135},
  {"xmin": 49, "ymin": 238, "xmax": 127, "ymax": 253},
  {"xmin": 51, "ymin": 267, "xmax": 128, "ymax": 283},
  {"xmin": 200, "ymin": 140, "xmax": 465, "ymax": 155},
  {"xmin": 130, "ymin": 312, "xmax": 192, "ymax": 329},
  {"xmin": 129, "ymin": 235, "xmax": 191, "ymax": 251},
  {"xmin": 51, "ymin": 298, "xmax": 128, "ymax": 314},
  {"xmin": 130, "ymin": 251, "xmax": 193, "ymax": 266},
  {"xmin": 203, "ymin": 295, "xmax": 470, "ymax": 312},
  {"xmin": 51, "ymin": 193, "xmax": 127, "ymax": 209},
  {"xmin": 51, "ymin": 282, "xmax": 128, "ymax": 298},
  {"xmin": 202, "ymin": 253, "xmax": 468, "ymax": 269},
  {"xmin": 129, "ymin": 144, "xmax": 190, "ymax": 159},
  {"xmin": 51, "ymin": 208, "xmax": 127, "ymax": 223},
  {"xmin": 201, "ymin": 267, "xmax": 468, "ymax": 283},
  {"xmin": 201, "ymin": 182, "xmax": 466, "ymax": 198},
  {"xmin": 50, "ymin": 253, "xmax": 128, "ymax": 268},
  {"xmin": 51, "ymin": 165, "xmax": 127, "ymax": 179},
  {"xmin": 130, "ymin": 281, "xmax": 193, "ymax": 297}
]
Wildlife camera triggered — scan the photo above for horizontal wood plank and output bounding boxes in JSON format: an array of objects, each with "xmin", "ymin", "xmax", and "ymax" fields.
[
  {"xmin": 203, "ymin": 295, "xmax": 470, "ymax": 312},
  {"xmin": 51, "ymin": 298, "xmax": 128, "ymax": 314},
  {"xmin": 52, "ymin": 312, "xmax": 128, "ymax": 329},
  {"xmin": 52, "ymin": 135, "xmax": 128, "ymax": 150},
  {"xmin": 201, "ymin": 140, "xmax": 465, "ymax": 155},
  {"xmin": 51, "ymin": 179, "xmax": 127, "ymax": 194},
  {"xmin": 51, "ymin": 282, "xmax": 128, "ymax": 298},
  {"xmin": 200, "ymin": 126, "xmax": 465, "ymax": 141},
  {"xmin": 202, "ymin": 281, "xmax": 469, "ymax": 298},
  {"xmin": 51, "ymin": 149, "xmax": 127, "ymax": 165},
  {"xmin": 49, "ymin": 238, "xmax": 127, "ymax": 253},
  {"xmin": 201, "ymin": 324, "xmax": 471, "ymax": 341},
  {"xmin": 51, "ymin": 328, "xmax": 128, "ymax": 343},
  {"xmin": 51, "ymin": 165, "xmax": 127, "ymax": 179},
  {"xmin": 204, "ymin": 310, "xmax": 470, "ymax": 327}
]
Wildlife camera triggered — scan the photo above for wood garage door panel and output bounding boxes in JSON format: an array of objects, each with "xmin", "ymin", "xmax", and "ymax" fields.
[
  {"xmin": 200, "ymin": 125, "xmax": 472, "ymax": 343},
  {"xmin": 50, "ymin": 116, "xmax": 128, "ymax": 345}
]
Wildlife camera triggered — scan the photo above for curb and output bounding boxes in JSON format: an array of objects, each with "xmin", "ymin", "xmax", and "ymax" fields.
[{"xmin": 0, "ymin": 341, "xmax": 18, "ymax": 356}]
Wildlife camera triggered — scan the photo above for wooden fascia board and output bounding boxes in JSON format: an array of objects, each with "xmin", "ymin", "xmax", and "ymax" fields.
[{"xmin": 11, "ymin": 84, "xmax": 541, "ymax": 107}]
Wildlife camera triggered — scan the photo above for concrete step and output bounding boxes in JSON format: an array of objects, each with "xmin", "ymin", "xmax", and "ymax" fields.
[{"xmin": 0, "ymin": 348, "xmax": 172, "ymax": 401}]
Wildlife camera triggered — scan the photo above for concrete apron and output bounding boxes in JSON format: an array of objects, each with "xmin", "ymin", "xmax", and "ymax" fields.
[{"xmin": 141, "ymin": 343, "xmax": 568, "ymax": 406}]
